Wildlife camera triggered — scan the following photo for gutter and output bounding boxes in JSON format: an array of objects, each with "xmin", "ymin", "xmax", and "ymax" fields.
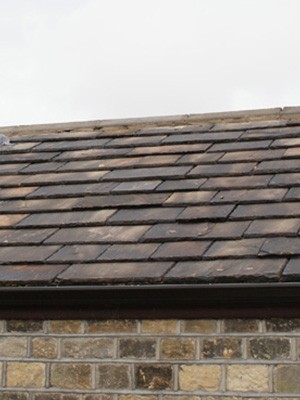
[{"xmin": 0, "ymin": 283, "xmax": 300, "ymax": 319}]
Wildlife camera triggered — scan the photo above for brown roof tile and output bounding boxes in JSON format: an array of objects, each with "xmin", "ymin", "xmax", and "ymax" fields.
[{"xmin": 0, "ymin": 109, "xmax": 299, "ymax": 288}]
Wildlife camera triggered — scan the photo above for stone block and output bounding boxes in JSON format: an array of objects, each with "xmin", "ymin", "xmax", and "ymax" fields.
[
  {"xmin": 223, "ymin": 319, "xmax": 259, "ymax": 333},
  {"xmin": 32, "ymin": 338, "xmax": 58, "ymax": 359},
  {"xmin": 179, "ymin": 365, "xmax": 221, "ymax": 391},
  {"xmin": 86, "ymin": 319, "xmax": 137, "ymax": 333},
  {"xmin": 6, "ymin": 320, "xmax": 43, "ymax": 333},
  {"xmin": 183, "ymin": 320, "xmax": 218, "ymax": 333},
  {"xmin": 136, "ymin": 364, "xmax": 173, "ymax": 390},
  {"xmin": 48, "ymin": 320, "xmax": 82, "ymax": 334},
  {"xmin": 274, "ymin": 365, "xmax": 300, "ymax": 393},
  {"xmin": 141, "ymin": 320, "xmax": 177, "ymax": 334},
  {"xmin": 62, "ymin": 338, "xmax": 114, "ymax": 359},
  {"xmin": 227, "ymin": 365, "xmax": 269, "ymax": 392},
  {"xmin": 119, "ymin": 338, "xmax": 156, "ymax": 358},
  {"xmin": 249, "ymin": 338, "xmax": 290, "ymax": 359},
  {"xmin": 50, "ymin": 363, "xmax": 92, "ymax": 389},
  {"xmin": 7, "ymin": 362, "xmax": 45, "ymax": 388},
  {"xmin": 97, "ymin": 364, "xmax": 130, "ymax": 389},
  {"xmin": 0, "ymin": 337, "xmax": 27, "ymax": 357},
  {"xmin": 161, "ymin": 338, "xmax": 196, "ymax": 360},
  {"xmin": 202, "ymin": 338, "xmax": 242, "ymax": 359}
]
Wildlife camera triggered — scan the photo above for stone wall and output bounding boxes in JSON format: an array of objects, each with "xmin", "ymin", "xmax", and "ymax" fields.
[{"xmin": 0, "ymin": 318, "xmax": 299, "ymax": 399}]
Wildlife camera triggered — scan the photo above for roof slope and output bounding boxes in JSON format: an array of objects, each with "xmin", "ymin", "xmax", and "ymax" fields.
[{"xmin": 0, "ymin": 109, "xmax": 300, "ymax": 288}]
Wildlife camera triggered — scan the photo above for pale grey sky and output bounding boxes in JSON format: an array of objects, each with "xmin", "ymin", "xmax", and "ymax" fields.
[{"xmin": 1, "ymin": 0, "xmax": 300, "ymax": 126}]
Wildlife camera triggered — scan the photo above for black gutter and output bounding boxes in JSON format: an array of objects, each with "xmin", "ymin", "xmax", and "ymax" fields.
[{"xmin": 0, "ymin": 282, "xmax": 300, "ymax": 319}]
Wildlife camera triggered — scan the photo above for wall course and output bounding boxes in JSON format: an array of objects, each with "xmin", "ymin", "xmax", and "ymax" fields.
[{"xmin": 0, "ymin": 319, "xmax": 300, "ymax": 397}]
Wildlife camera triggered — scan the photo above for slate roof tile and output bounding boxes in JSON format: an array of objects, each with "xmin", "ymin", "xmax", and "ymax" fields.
[{"xmin": 0, "ymin": 110, "xmax": 299, "ymax": 287}]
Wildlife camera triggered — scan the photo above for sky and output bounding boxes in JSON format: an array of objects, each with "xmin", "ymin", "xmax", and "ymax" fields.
[{"xmin": 1, "ymin": 0, "xmax": 300, "ymax": 126}]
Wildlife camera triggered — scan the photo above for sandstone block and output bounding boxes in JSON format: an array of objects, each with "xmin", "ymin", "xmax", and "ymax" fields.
[
  {"xmin": 0, "ymin": 337, "xmax": 27, "ymax": 357},
  {"xmin": 183, "ymin": 320, "xmax": 218, "ymax": 333},
  {"xmin": 202, "ymin": 338, "xmax": 241, "ymax": 359},
  {"xmin": 50, "ymin": 363, "xmax": 92, "ymax": 389},
  {"xmin": 6, "ymin": 320, "xmax": 43, "ymax": 333},
  {"xmin": 32, "ymin": 337, "xmax": 57, "ymax": 359},
  {"xmin": 179, "ymin": 365, "xmax": 221, "ymax": 392},
  {"xmin": 227, "ymin": 365, "xmax": 269, "ymax": 392},
  {"xmin": 62, "ymin": 338, "xmax": 114, "ymax": 359},
  {"xmin": 161, "ymin": 338, "xmax": 196, "ymax": 359},
  {"xmin": 141, "ymin": 320, "xmax": 177, "ymax": 334},
  {"xmin": 119, "ymin": 338, "xmax": 156, "ymax": 358},
  {"xmin": 274, "ymin": 365, "xmax": 300, "ymax": 393},
  {"xmin": 7, "ymin": 362, "xmax": 45, "ymax": 388},
  {"xmin": 223, "ymin": 318, "xmax": 259, "ymax": 333},
  {"xmin": 136, "ymin": 364, "xmax": 173, "ymax": 390},
  {"xmin": 249, "ymin": 337, "xmax": 290, "ymax": 359},
  {"xmin": 97, "ymin": 364, "xmax": 130, "ymax": 389},
  {"xmin": 86, "ymin": 319, "xmax": 137, "ymax": 333},
  {"xmin": 48, "ymin": 320, "xmax": 82, "ymax": 334}
]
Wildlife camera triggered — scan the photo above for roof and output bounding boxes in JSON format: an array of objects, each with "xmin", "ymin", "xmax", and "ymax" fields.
[{"xmin": 0, "ymin": 107, "xmax": 300, "ymax": 317}]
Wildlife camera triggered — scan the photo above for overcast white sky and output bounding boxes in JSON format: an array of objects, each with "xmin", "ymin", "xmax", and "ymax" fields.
[{"xmin": 1, "ymin": 0, "xmax": 300, "ymax": 126}]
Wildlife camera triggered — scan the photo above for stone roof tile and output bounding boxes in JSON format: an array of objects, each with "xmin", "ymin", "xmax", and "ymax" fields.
[{"xmin": 0, "ymin": 108, "xmax": 299, "ymax": 287}]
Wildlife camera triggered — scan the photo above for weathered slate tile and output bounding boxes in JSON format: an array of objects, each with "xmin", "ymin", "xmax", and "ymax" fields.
[
  {"xmin": 270, "ymin": 172, "xmax": 300, "ymax": 186},
  {"xmin": 202, "ymin": 175, "xmax": 272, "ymax": 190},
  {"xmin": 34, "ymin": 138, "xmax": 110, "ymax": 151},
  {"xmin": 151, "ymin": 241, "xmax": 211, "ymax": 260},
  {"xmin": 0, "ymin": 187, "xmax": 37, "ymax": 199},
  {"xmin": 0, "ymin": 163, "xmax": 29, "ymax": 175},
  {"xmin": 0, "ymin": 174, "xmax": 27, "ymax": 187},
  {"xmin": 283, "ymin": 147, "xmax": 300, "ymax": 158},
  {"xmin": 245, "ymin": 218, "xmax": 300, "ymax": 237},
  {"xmin": 213, "ymin": 119, "xmax": 287, "ymax": 132},
  {"xmin": 0, "ymin": 264, "xmax": 66, "ymax": 284},
  {"xmin": 165, "ymin": 191, "xmax": 216, "ymax": 205},
  {"xmin": 108, "ymin": 135, "xmax": 166, "ymax": 147},
  {"xmin": 45, "ymin": 225, "xmax": 149, "ymax": 244},
  {"xmin": 212, "ymin": 188, "xmax": 287, "ymax": 203},
  {"xmin": 27, "ymin": 182, "xmax": 116, "ymax": 199},
  {"xmin": 219, "ymin": 149, "xmax": 285, "ymax": 162},
  {"xmin": 256, "ymin": 159, "xmax": 300, "ymax": 173},
  {"xmin": 0, "ymin": 245, "xmax": 61, "ymax": 263},
  {"xmin": 0, "ymin": 198, "xmax": 78, "ymax": 213},
  {"xmin": 0, "ymin": 228, "xmax": 56, "ymax": 245},
  {"xmin": 21, "ymin": 162, "xmax": 65, "ymax": 173},
  {"xmin": 166, "ymin": 258, "xmax": 286, "ymax": 282},
  {"xmin": 189, "ymin": 163, "xmax": 255, "ymax": 177},
  {"xmin": 203, "ymin": 238, "xmax": 264, "ymax": 258},
  {"xmin": 58, "ymin": 262, "xmax": 173, "ymax": 283},
  {"xmin": 230, "ymin": 202, "xmax": 300, "ymax": 219},
  {"xmin": 75, "ymin": 193, "xmax": 171, "ymax": 209},
  {"xmin": 102, "ymin": 166, "xmax": 191, "ymax": 181},
  {"xmin": 23, "ymin": 170, "xmax": 108, "ymax": 185},
  {"xmin": 163, "ymin": 131, "xmax": 242, "ymax": 144},
  {"xmin": 143, "ymin": 221, "xmax": 248, "ymax": 241},
  {"xmin": 285, "ymin": 187, "xmax": 300, "ymax": 200},
  {"xmin": 241, "ymin": 126, "xmax": 300, "ymax": 139},
  {"xmin": 272, "ymin": 137, "xmax": 300, "ymax": 148},
  {"xmin": 156, "ymin": 178, "xmax": 205, "ymax": 192},
  {"xmin": 259, "ymin": 238, "xmax": 300, "ymax": 256},
  {"xmin": 112, "ymin": 180, "xmax": 161, "ymax": 193},
  {"xmin": 0, "ymin": 152, "xmax": 59, "ymax": 163},
  {"xmin": 0, "ymin": 141, "xmax": 39, "ymax": 152},
  {"xmin": 282, "ymin": 258, "xmax": 300, "ymax": 280},
  {"xmin": 0, "ymin": 215, "xmax": 27, "ymax": 227},
  {"xmin": 177, "ymin": 205, "xmax": 235, "ymax": 221},
  {"xmin": 177, "ymin": 152, "xmax": 222, "ymax": 165},
  {"xmin": 55, "ymin": 147, "xmax": 130, "ymax": 161},
  {"xmin": 138, "ymin": 124, "xmax": 212, "ymax": 135},
  {"xmin": 208, "ymin": 140, "xmax": 271, "ymax": 152},
  {"xmin": 47, "ymin": 244, "xmax": 109, "ymax": 262},
  {"xmin": 108, "ymin": 207, "xmax": 183, "ymax": 224},
  {"xmin": 130, "ymin": 143, "xmax": 210, "ymax": 155},
  {"xmin": 18, "ymin": 210, "xmax": 116, "ymax": 227},
  {"xmin": 98, "ymin": 243, "xmax": 159, "ymax": 261}
]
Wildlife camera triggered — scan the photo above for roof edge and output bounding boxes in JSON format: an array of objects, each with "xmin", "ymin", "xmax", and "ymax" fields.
[
  {"xmin": 1, "ymin": 283, "xmax": 300, "ymax": 319},
  {"xmin": 2, "ymin": 106, "xmax": 300, "ymax": 136}
]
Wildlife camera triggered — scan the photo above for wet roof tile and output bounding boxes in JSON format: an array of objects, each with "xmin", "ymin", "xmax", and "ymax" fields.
[{"xmin": 0, "ymin": 109, "xmax": 299, "ymax": 286}]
